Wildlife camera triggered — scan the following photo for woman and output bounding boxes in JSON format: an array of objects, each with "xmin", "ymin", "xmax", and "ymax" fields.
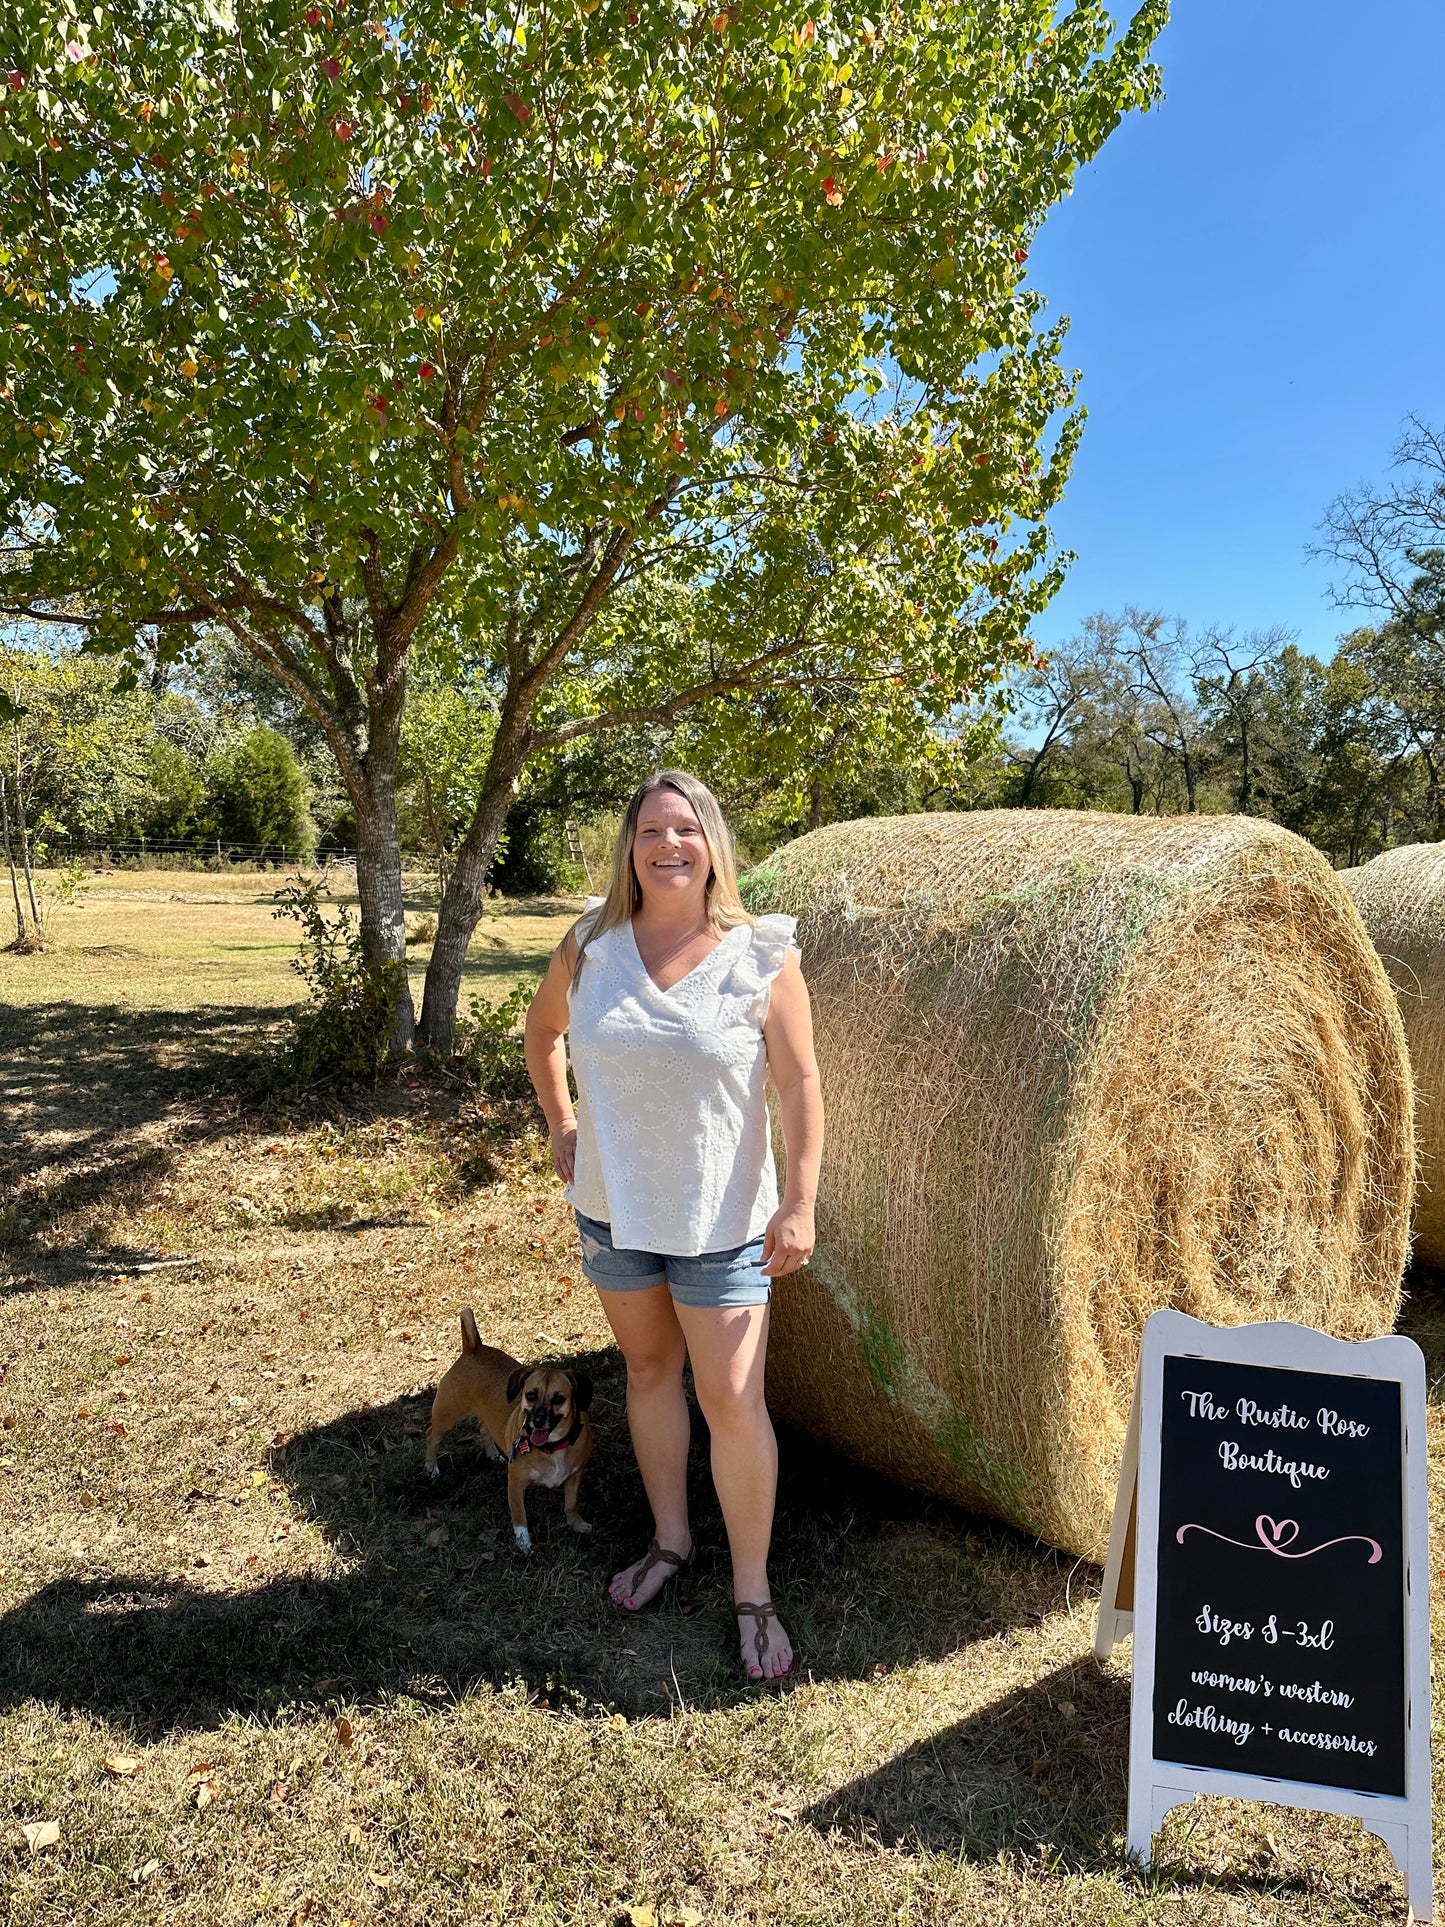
[{"xmin": 524, "ymin": 770, "xmax": 823, "ymax": 1682}]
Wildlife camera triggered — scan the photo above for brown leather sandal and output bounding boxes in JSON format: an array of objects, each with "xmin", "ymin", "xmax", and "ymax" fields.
[
  {"xmin": 612, "ymin": 1537, "xmax": 695, "ymax": 1613},
  {"xmin": 735, "ymin": 1599, "xmax": 798, "ymax": 1682}
]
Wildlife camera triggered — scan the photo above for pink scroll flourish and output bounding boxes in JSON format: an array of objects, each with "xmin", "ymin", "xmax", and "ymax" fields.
[{"xmin": 1175, "ymin": 1513, "xmax": 1381, "ymax": 1564}]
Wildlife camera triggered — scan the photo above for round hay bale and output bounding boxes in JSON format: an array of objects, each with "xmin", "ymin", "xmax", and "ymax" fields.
[
  {"xmin": 1343, "ymin": 844, "xmax": 1445, "ymax": 1269},
  {"xmin": 744, "ymin": 811, "xmax": 1413, "ymax": 1561}
]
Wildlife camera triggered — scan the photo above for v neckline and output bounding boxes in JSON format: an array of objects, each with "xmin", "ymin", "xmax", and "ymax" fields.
[{"xmin": 627, "ymin": 917, "xmax": 739, "ymax": 997}]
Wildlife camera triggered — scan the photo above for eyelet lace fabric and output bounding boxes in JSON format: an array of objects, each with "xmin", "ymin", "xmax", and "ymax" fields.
[{"xmin": 565, "ymin": 901, "xmax": 799, "ymax": 1255}]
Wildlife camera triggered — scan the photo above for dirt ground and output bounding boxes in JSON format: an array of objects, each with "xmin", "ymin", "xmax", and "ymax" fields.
[{"xmin": 1, "ymin": 874, "xmax": 1441, "ymax": 1924}]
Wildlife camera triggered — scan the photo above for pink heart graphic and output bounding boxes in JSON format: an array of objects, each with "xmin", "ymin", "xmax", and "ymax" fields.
[{"xmin": 1256, "ymin": 1514, "xmax": 1299, "ymax": 1549}]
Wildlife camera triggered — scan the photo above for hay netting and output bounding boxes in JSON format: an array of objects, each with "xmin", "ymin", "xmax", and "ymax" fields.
[
  {"xmin": 743, "ymin": 811, "xmax": 1413, "ymax": 1561},
  {"xmin": 1343, "ymin": 844, "xmax": 1445, "ymax": 1269}
]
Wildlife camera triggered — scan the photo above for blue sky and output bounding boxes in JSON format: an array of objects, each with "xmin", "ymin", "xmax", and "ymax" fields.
[{"xmin": 1025, "ymin": 0, "xmax": 1445, "ymax": 659}]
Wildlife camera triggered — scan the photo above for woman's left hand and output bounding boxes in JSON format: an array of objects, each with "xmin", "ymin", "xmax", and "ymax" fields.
[{"xmin": 761, "ymin": 1201, "xmax": 815, "ymax": 1277}]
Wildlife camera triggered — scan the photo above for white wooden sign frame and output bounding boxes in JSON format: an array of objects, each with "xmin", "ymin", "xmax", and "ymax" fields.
[{"xmin": 1096, "ymin": 1309, "xmax": 1433, "ymax": 1922}]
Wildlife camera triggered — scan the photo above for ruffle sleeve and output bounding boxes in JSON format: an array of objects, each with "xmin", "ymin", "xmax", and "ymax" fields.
[
  {"xmin": 727, "ymin": 913, "xmax": 799, "ymax": 1021},
  {"xmin": 574, "ymin": 894, "xmax": 608, "ymax": 943}
]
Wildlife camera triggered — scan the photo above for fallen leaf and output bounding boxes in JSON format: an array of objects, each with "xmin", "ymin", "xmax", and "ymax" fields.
[
  {"xmin": 672, "ymin": 1912, "xmax": 704, "ymax": 1927},
  {"xmin": 366, "ymin": 1869, "xmax": 391, "ymax": 1889},
  {"xmin": 344, "ymin": 1823, "xmax": 365, "ymax": 1846},
  {"xmin": 1030, "ymin": 1757, "xmax": 1050, "ymax": 1778},
  {"xmin": 115, "ymin": 1353, "xmax": 132, "ymax": 1365},
  {"xmin": 425, "ymin": 1524, "xmax": 448, "ymax": 1548},
  {"xmin": 1, "ymin": 1415, "xmax": 14, "ymax": 1429},
  {"xmin": 608, "ymin": 1713, "xmax": 628, "ymax": 1730},
  {"xmin": 334, "ymin": 1716, "xmax": 353, "ymax": 1746},
  {"xmin": 626, "ymin": 1906, "xmax": 658, "ymax": 1927},
  {"xmin": 137, "ymin": 1291, "xmax": 154, "ymax": 1303},
  {"xmin": 187, "ymin": 1761, "xmax": 214, "ymax": 1784},
  {"xmin": 194, "ymin": 1782, "xmax": 213, "ymax": 1809},
  {"xmin": 102, "ymin": 1755, "xmax": 140, "ymax": 1777},
  {"xmin": 23, "ymin": 1819, "xmax": 59, "ymax": 1852},
  {"xmin": 132, "ymin": 1857, "xmax": 161, "ymax": 1882}
]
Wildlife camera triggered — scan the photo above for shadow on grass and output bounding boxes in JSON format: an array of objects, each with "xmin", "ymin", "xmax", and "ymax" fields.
[
  {"xmin": 803, "ymin": 1653, "xmax": 1130, "ymax": 1866},
  {"xmin": 0, "ymin": 998, "xmax": 289, "ymax": 1294},
  {"xmin": 0, "ymin": 1342, "xmax": 1079, "ymax": 1738}
]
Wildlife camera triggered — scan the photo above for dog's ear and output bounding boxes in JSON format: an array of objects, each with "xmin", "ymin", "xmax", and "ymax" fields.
[
  {"xmin": 568, "ymin": 1371, "xmax": 594, "ymax": 1413},
  {"xmin": 460, "ymin": 1309, "xmax": 481, "ymax": 1354},
  {"xmin": 505, "ymin": 1366, "xmax": 531, "ymax": 1405}
]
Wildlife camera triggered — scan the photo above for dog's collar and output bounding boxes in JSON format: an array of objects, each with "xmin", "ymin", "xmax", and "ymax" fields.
[{"xmin": 509, "ymin": 1415, "xmax": 583, "ymax": 1462}]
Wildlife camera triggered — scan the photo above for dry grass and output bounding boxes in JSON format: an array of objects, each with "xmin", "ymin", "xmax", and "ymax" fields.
[
  {"xmin": 743, "ymin": 812, "xmax": 1414, "ymax": 1561},
  {"xmin": 0, "ymin": 869, "xmax": 1439, "ymax": 1923}
]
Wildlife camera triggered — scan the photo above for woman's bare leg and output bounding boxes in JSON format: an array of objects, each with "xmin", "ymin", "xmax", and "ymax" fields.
[
  {"xmin": 672, "ymin": 1300, "xmax": 793, "ymax": 1679},
  {"xmin": 595, "ymin": 1284, "xmax": 693, "ymax": 1607}
]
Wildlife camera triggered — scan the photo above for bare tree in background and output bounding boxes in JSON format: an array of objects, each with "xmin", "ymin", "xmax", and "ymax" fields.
[
  {"xmin": 1313, "ymin": 417, "xmax": 1445, "ymax": 617},
  {"xmin": 1195, "ymin": 625, "xmax": 1296, "ymax": 815}
]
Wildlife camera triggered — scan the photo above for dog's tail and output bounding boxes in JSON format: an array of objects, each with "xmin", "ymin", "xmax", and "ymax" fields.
[{"xmin": 459, "ymin": 1307, "xmax": 481, "ymax": 1353}]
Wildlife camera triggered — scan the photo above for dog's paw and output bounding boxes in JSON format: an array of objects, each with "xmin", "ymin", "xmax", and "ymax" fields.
[
  {"xmin": 483, "ymin": 1441, "xmax": 504, "ymax": 1462},
  {"xmin": 422, "ymin": 1461, "xmax": 440, "ymax": 1480},
  {"xmin": 569, "ymin": 1516, "xmax": 593, "ymax": 1534},
  {"xmin": 513, "ymin": 1525, "xmax": 533, "ymax": 1552}
]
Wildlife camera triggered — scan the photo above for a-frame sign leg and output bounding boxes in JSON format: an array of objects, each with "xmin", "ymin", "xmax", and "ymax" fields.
[{"xmin": 1095, "ymin": 1377, "xmax": 1141, "ymax": 1663}]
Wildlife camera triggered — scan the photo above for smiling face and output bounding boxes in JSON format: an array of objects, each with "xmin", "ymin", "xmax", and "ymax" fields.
[{"xmin": 631, "ymin": 786, "xmax": 713, "ymax": 910}]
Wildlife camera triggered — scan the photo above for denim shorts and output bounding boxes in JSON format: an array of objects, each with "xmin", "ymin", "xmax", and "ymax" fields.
[{"xmin": 574, "ymin": 1210, "xmax": 771, "ymax": 1309}]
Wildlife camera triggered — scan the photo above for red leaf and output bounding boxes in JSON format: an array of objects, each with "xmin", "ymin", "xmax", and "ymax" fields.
[
  {"xmin": 822, "ymin": 176, "xmax": 844, "ymax": 206},
  {"xmin": 505, "ymin": 92, "xmax": 531, "ymax": 124},
  {"xmin": 418, "ymin": 362, "xmax": 437, "ymax": 380},
  {"xmin": 334, "ymin": 119, "xmax": 353, "ymax": 139},
  {"xmin": 321, "ymin": 55, "xmax": 340, "ymax": 78},
  {"xmin": 7, "ymin": 70, "xmax": 25, "ymax": 89},
  {"xmin": 305, "ymin": 7, "xmax": 322, "ymax": 21}
]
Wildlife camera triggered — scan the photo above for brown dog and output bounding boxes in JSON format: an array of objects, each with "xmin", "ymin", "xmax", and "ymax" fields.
[{"xmin": 424, "ymin": 1309, "xmax": 593, "ymax": 1552}]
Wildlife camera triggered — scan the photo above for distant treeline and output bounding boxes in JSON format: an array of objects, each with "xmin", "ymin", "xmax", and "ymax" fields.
[
  {"xmin": 6, "ymin": 579, "xmax": 1444, "ymax": 887},
  {"xmin": 974, "ymin": 596, "xmax": 1445, "ymax": 868}
]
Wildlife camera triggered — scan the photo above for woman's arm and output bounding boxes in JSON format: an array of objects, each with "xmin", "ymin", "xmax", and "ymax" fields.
[
  {"xmin": 524, "ymin": 927, "xmax": 580, "ymax": 1185},
  {"xmin": 760, "ymin": 948, "xmax": 823, "ymax": 1277}
]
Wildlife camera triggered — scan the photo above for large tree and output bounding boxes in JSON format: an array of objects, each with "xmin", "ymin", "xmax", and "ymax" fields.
[{"xmin": 0, "ymin": 0, "xmax": 1166, "ymax": 1049}]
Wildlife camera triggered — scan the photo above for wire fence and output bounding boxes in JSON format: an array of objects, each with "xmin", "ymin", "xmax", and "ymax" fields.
[{"xmin": 39, "ymin": 834, "xmax": 358, "ymax": 868}]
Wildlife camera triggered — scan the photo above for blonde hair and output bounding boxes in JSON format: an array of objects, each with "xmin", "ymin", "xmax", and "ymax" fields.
[{"xmin": 570, "ymin": 770, "xmax": 752, "ymax": 986}]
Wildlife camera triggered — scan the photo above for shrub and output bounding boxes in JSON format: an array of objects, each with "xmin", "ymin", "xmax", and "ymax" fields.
[
  {"xmin": 454, "ymin": 980, "xmax": 538, "ymax": 1104},
  {"xmin": 272, "ymin": 877, "xmax": 404, "ymax": 1081},
  {"xmin": 207, "ymin": 727, "xmax": 315, "ymax": 857}
]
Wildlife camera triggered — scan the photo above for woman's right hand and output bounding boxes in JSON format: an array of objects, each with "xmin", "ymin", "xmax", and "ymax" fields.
[{"xmin": 549, "ymin": 1119, "xmax": 578, "ymax": 1185}]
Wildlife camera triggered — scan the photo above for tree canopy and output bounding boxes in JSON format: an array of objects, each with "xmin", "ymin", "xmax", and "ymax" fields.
[{"xmin": 1, "ymin": 0, "xmax": 1167, "ymax": 1047}]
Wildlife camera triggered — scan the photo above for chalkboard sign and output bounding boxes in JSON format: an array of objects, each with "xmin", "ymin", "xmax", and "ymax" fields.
[{"xmin": 1096, "ymin": 1312, "xmax": 1432, "ymax": 1922}]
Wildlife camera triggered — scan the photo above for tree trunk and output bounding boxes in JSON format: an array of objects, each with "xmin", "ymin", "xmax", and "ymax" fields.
[
  {"xmin": 807, "ymin": 773, "xmax": 824, "ymax": 832},
  {"xmin": 353, "ymin": 761, "xmax": 415, "ymax": 1053},
  {"xmin": 417, "ymin": 771, "xmax": 519, "ymax": 1055},
  {"xmin": 0, "ymin": 769, "xmax": 27, "ymax": 945},
  {"xmin": 11, "ymin": 739, "xmax": 42, "ymax": 934}
]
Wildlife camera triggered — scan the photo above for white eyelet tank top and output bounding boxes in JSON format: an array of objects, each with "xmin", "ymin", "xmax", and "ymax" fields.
[{"xmin": 564, "ymin": 900, "xmax": 799, "ymax": 1256}]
